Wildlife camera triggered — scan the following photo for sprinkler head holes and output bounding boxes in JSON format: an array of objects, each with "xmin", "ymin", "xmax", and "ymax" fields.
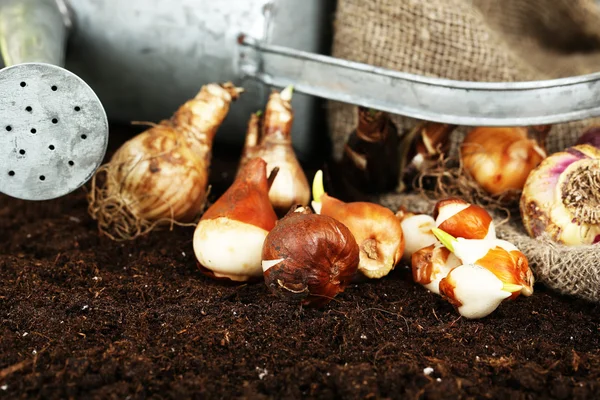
[{"xmin": 0, "ymin": 63, "xmax": 108, "ymax": 200}]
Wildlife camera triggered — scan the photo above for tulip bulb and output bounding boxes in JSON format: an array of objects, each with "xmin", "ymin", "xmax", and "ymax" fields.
[
  {"xmin": 262, "ymin": 206, "xmax": 360, "ymax": 307},
  {"xmin": 412, "ymin": 243, "xmax": 461, "ymax": 294},
  {"xmin": 460, "ymin": 126, "xmax": 550, "ymax": 196},
  {"xmin": 520, "ymin": 144, "xmax": 600, "ymax": 245},
  {"xmin": 433, "ymin": 197, "xmax": 496, "ymax": 240},
  {"xmin": 439, "ymin": 264, "xmax": 519, "ymax": 319},
  {"xmin": 238, "ymin": 85, "xmax": 310, "ymax": 215},
  {"xmin": 396, "ymin": 207, "xmax": 437, "ymax": 260},
  {"xmin": 88, "ymin": 82, "xmax": 243, "ymax": 240},
  {"xmin": 433, "ymin": 228, "xmax": 534, "ymax": 297},
  {"xmin": 193, "ymin": 158, "xmax": 278, "ymax": 282},
  {"xmin": 312, "ymin": 170, "xmax": 404, "ymax": 279}
]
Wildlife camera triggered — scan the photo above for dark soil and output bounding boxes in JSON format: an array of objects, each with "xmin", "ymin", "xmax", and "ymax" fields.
[{"xmin": 2, "ymin": 126, "xmax": 600, "ymax": 400}]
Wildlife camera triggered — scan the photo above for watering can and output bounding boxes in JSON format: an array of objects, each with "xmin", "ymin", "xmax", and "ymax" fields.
[{"xmin": 2, "ymin": 0, "xmax": 600, "ymax": 201}]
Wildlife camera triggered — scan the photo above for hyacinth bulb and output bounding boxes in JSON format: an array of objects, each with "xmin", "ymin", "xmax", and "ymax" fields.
[{"xmin": 520, "ymin": 144, "xmax": 600, "ymax": 246}]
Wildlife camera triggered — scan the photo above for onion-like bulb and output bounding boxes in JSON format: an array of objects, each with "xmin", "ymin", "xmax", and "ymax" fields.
[
  {"xmin": 433, "ymin": 228, "xmax": 534, "ymax": 297},
  {"xmin": 238, "ymin": 86, "xmax": 310, "ymax": 216},
  {"xmin": 88, "ymin": 83, "xmax": 242, "ymax": 240},
  {"xmin": 312, "ymin": 170, "xmax": 404, "ymax": 279},
  {"xmin": 520, "ymin": 144, "xmax": 600, "ymax": 245},
  {"xmin": 460, "ymin": 126, "xmax": 550, "ymax": 196}
]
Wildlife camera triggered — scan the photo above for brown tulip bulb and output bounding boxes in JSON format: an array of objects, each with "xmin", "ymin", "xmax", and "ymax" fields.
[
  {"xmin": 261, "ymin": 207, "xmax": 360, "ymax": 307},
  {"xmin": 312, "ymin": 171, "xmax": 404, "ymax": 279},
  {"xmin": 193, "ymin": 158, "xmax": 278, "ymax": 282}
]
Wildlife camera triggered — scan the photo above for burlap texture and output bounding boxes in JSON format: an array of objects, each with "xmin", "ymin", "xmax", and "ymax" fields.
[
  {"xmin": 330, "ymin": 0, "xmax": 600, "ymax": 302},
  {"xmin": 329, "ymin": 0, "xmax": 600, "ymax": 158}
]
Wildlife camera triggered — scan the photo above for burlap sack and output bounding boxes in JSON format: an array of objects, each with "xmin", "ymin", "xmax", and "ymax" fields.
[{"xmin": 330, "ymin": 0, "xmax": 600, "ymax": 302}]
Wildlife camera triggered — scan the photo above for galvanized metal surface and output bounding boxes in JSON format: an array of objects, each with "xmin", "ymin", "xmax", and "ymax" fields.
[
  {"xmin": 0, "ymin": 0, "xmax": 331, "ymax": 201},
  {"xmin": 0, "ymin": 0, "xmax": 109, "ymax": 201},
  {"xmin": 239, "ymin": 36, "xmax": 600, "ymax": 126},
  {"xmin": 0, "ymin": 0, "xmax": 69, "ymax": 66},
  {"xmin": 64, "ymin": 0, "xmax": 334, "ymax": 157},
  {"xmin": 0, "ymin": 63, "xmax": 109, "ymax": 201}
]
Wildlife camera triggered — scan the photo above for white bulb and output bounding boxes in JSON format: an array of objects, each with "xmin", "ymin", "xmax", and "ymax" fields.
[
  {"xmin": 194, "ymin": 217, "xmax": 269, "ymax": 281},
  {"xmin": 401, "ymin": 214, "xmax": 437, "ymax": 260},
  {"xmin": 444, "ymin": 264, "xmax": 512, "ymax": 319},
  {"xmin": 453, "ymin": 238, "xmax": 518, "ymax": 264}
]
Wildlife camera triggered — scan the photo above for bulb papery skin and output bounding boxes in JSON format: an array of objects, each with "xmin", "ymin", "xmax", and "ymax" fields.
[
  {"xmin": 451, "ymin": 238, "xmax": 534, "ymax": 297},
  {"xmin": 412, "ymin": 243, "xmax": 461, "ymax": 294},
  {"xmin": 318, "ymin": 194, "xmax": 405, "ymax": 279},
  {"xmin": 460, "ymin": 126, "xmax": 548, "ymax": 195},
  {"xmin": 433, "ymin": 198, "xmax": 496, "ymax": 240},
  {"xmin": 194, "ymin": 218, "xmax": 269, "ymax": 281},
  {"xmin": 239, "ymin": 87, "xmax": 310, "ymax": 215},
  {"xmin": 194, "ymin": 158, "xmax": 278, "ymax": 282},
  {"xmin": 108, "ymin": 132, "xmax": 209, "ymax": 223},
  {"xmin": 89, "ymin": 83, "xmax": 242, "ymax": 240},
  {"xmin": 262, "ymin": 212, "xmax": 360, "ymax": 307},
  {"xmin": 520, "ymin": 144, "xmax": 600, "ymax": 245},
  {"xmin": 400, "ymin": 214, "xmax": 437, "ymax": 260},
  {"xmin": 439, "ymin": 264, "xmax": 512, "ymax": 319}
]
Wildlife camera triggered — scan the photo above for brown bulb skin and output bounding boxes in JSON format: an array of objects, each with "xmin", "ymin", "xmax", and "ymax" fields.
[
  {"xmin": 341, "ymin": 107, "xmax": 400, "ymax": 194},
  {"xmin": 201, "ymin": 157, "xmax": 278, "ymax": 231},
  {"xmin": 460, "ymin": 126, "xmax": 548, "ymax": 195},
  {"xmin": 433, "ymin": 197, "xmax": 493, "ymax": 240},
  {"xmin": 262, "ymin": 211, "xmax": 359, "ymax": 307},
  {"xmin": 193, "ymin": 157, "xmax": 278, "ymax": 282},
  {"xmin": 319, "ymin": 194, "xmax": 404, "ymax": 279}
]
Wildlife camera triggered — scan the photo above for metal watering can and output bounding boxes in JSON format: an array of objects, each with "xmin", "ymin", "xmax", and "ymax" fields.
[{"xmin": 2, "ymin": 0, "xmax": 600, "ymax": 201}]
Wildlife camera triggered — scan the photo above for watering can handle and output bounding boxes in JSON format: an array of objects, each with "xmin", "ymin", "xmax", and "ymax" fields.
[{"xmin": 238, "ymin": 34, "xmax": 600, "ymax": 127}]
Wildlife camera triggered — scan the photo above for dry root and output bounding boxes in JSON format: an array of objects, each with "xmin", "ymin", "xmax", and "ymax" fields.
[
  {"xmin": 412, "ymin": 153, "xmax": 515, "ymax": 225},
  {"xmin": 87, "ymin": 164, "xmax": 208, "ymax": 241}
]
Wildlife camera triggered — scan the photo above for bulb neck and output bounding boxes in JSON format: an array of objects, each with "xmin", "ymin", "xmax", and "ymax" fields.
[{"xmin": 356, "ymin": 108, "xmax": 389, "ymax": 142}]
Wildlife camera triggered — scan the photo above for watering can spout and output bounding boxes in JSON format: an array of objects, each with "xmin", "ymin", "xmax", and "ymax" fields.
[{"xmin": 0, "ymin": 0, "xmax": 71, "ymax": 67}]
